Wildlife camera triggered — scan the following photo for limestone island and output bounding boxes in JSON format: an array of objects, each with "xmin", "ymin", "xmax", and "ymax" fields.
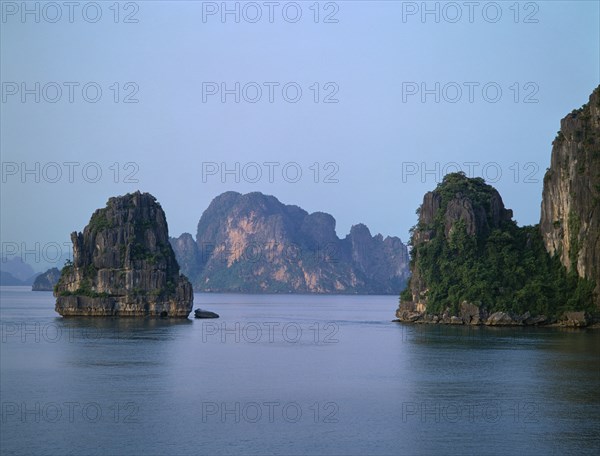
[
  {"xmin": 32, "ymin": 267, "xmax": 61, "ymax": 291},
  {"xmin": 397, "ymin": 86, "xmax": 600, "ymax": 328},
  {"xmin": 54, "ymin": 191, "xmax": 193, "ymax": 318}
]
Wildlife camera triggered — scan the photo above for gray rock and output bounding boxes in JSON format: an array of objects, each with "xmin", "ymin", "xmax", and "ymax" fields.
[
  {"xmin": 524, "ymin": 314, "xmax": 548, "ymax": 326},
  {"xmin": 459, "ymin": 301, "xmax": 481, "ymax": 325},
  {"xmin": 396, "ymin": 301, "xmax": 424, "ymax": 322},
  {"xmin": 400, "ymin": 311, "xmax": 422, "ymax": 322},
  {"xmin": 485, "ymin": 311, "xmax": 519, "ymax": 326},
  {"xmin": 562, "ymin": 311, "xmax": 588, "ymax": 327}
]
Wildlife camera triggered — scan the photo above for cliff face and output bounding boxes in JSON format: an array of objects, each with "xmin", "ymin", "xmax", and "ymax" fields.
[
  {"xmin": 170, "ymin": 192, "xmax": 409, "ymax": 293},
  {"xmin": 540, "ymin": 86, "xmax": 600, "ymax": 307},
  {"xmin": 54, "ymin": 192, "xmax": 193, "ymax": 317},
  {"xmin": 169, "ymin": 232, "xmax": 202, "ymax": 284},
  {"xmin": 32, "ymin": 268, "xmax": 61, "ymax": 291}
]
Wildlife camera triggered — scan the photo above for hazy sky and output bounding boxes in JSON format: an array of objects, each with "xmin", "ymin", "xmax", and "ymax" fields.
[{"xmin": 1, "ymin": 0, "xmax": 599, "ymax": 271}]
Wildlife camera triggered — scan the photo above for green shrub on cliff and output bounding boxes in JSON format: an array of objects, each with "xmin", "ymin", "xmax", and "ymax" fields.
[{"xmin": 88, "ymin": 211, "xmax": 112, "ymax": 232}]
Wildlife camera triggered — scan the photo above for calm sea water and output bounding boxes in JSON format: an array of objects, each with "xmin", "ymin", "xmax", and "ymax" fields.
[{"xmin": 1, "ymin": 286, "xmax": 599, "ymax": 456}]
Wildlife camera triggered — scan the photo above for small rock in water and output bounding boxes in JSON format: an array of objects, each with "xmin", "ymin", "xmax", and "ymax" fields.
[{"xmin": 194, "ymin": 308, "xmax": 219, "ymax": 319}]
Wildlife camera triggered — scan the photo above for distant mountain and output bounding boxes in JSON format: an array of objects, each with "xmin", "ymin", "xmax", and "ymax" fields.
[
  {"xmin": 0, "ymin": 257, "xmax": 36, "ymax": 282},
  {"xmin": 0, "ymin": 270, "xmax": 28, "ymax": 286},
  {"xmin": 32, "ymin": 268, "xmax": 61, "ymax": 291},
  {"xmin": 171, "ymin": 192, "xmax": 409, "ymax": 294}
]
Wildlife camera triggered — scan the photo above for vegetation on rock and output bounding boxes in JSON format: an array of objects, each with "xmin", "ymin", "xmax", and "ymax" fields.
[{"xmin": 400, "ymin": 173, "xmax": 595, "ymax": 319}]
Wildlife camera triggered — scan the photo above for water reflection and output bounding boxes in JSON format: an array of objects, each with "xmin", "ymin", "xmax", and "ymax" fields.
[
  {"xmin": 2, "ymin": 288, "xmax": 599, "ymax": 456},
  {"xmin": 56, "ymin": 316, "xmax": 192, "ymax": 342},
  {"xmin": 394, "ymin": 322, "xmax": 600, "ymax": 456}
]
